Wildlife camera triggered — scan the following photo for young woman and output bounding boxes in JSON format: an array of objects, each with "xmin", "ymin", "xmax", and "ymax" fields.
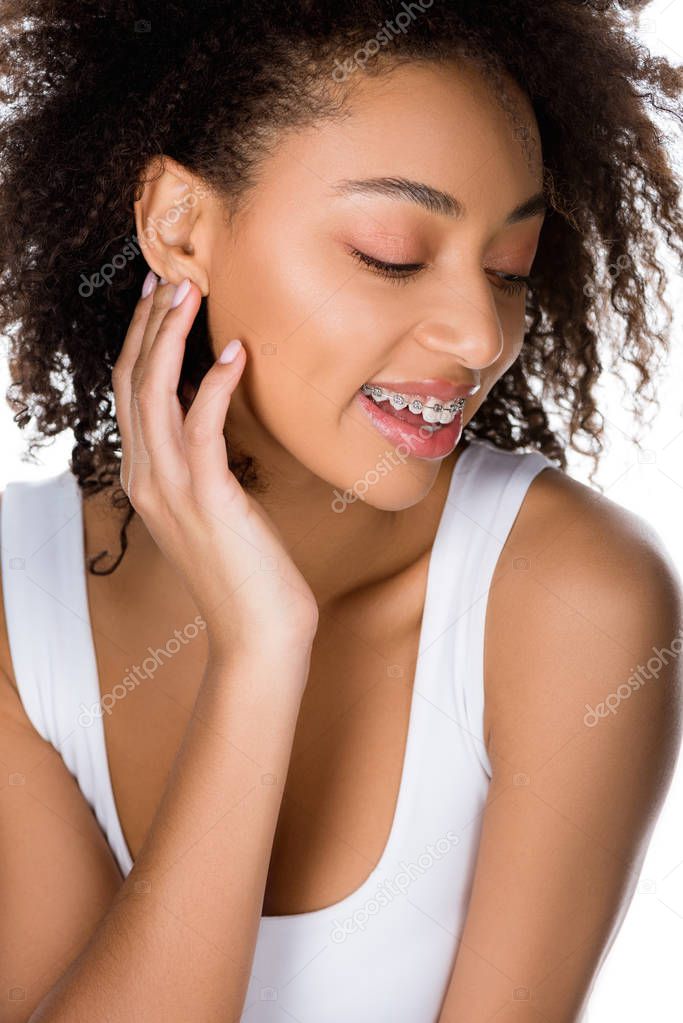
[{"xmin": 0, "ymin": 2, "xmax": 681, "ymax": 1021}]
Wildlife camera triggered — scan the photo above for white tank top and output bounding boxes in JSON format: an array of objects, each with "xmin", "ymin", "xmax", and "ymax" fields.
[{"xmin": 0, "ymin": 438, "xmax": 552, "ymax": 1021}]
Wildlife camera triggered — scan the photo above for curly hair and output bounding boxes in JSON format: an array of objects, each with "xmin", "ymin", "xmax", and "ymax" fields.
[{"xmin": 0, "ymin": 0, "xmax": 681, "ymax": 574}]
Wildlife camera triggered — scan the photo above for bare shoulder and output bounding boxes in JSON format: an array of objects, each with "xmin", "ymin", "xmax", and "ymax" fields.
[
  {"xmin": 440, "ymin": 462, "xmax": 682, "ymax": 1018},
  {"xmin": 0, "ymin": 479, "xmax": 124, "ymax": 1018},
  {"xmin": 0, "ymin": 475, "xmax": 132, "ymax": 697},
  {"xmin": 508, "ymin": 461, "xmax": 681, "ymax": 588},
  {"xmin": 495, "ymin": 461, "xmax": 682, "ymax": 632},
  {"xmin": 485, "ymin": 462, "xmax": 683, "ymax": 770},
  {"xmin": 517, "ymin": 460, "xmax": 678, "ymax": 581}
]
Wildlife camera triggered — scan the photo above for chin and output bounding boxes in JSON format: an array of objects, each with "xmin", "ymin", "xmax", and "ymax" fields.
[{"xmin": 327, "ymin": 452, "xmax": 442, "ymax": 516}]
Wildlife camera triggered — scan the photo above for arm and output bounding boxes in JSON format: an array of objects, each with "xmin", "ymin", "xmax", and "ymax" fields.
[
  {"xmin": 438, "ymin": 471, "xmax": 683, "ymax": 1022},
  {"xmin": 25, "ymin": 641, "xmax": 310, "ymax": 1022},
  {"xmin": 7, "ymin": 272, "xmax": 319, "ymax": 1021},
  {"xmin": 0, "ymin": 667, "xmax": 124, "ymax": 1022}
]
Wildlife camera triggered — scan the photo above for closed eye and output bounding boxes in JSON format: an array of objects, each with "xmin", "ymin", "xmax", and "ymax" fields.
[
  {"xmin": 349, "ymin": 247, "xmax": 422, "ymax": 286},
  {"xmin": 349, "ymin": 247, "xmax": 534, "ymax": 296}
]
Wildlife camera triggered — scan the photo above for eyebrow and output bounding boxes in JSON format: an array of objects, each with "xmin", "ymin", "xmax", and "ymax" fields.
[{"xmin": 331, "ymin": 176, "xmax": 547, "ymax": 225}]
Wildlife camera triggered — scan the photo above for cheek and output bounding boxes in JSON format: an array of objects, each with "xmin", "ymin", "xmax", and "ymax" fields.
[
  {"xmin": 207, "ymin": 236, "xmax": 387, "ymax": 453},
  {"xmin": 213, "ymin": 230, "xmax": 399, "ymax": 401}
]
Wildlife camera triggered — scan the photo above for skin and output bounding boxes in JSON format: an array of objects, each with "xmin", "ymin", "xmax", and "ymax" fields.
[
  {"xmin": 133, "ymin": 59, "xmax": 541, "ymax": 562},
  {"xmin": 0, "ymin": 58, "xmax": 681, "ymax": 1022}
]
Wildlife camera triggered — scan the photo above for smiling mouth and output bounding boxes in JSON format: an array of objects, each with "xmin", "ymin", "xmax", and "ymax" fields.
[{"xmin": 359, "ymin": 383, "xmax": 465, "ymax": 429}]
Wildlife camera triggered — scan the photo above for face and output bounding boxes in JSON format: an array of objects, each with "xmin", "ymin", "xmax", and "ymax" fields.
[{"xmin": 144, "ymin": 59, "xmax": 545, "ymax": 512}]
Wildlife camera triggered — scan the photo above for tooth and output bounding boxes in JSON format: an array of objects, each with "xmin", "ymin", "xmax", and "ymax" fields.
[
  {"xmin": 389, "ymin": 393, "xmax": 409, "ymax": 410},
  {"xmin": 422, "ymin": 405, "xmax": 441, "ymax": 424},
  {"xmin": 362, "ymin": 385, "xmax": 465, "ymax": 425}
]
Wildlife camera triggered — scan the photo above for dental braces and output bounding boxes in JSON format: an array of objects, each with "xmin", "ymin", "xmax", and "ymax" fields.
[{"xmin": 361, "ymin": 383, "xmax": 465, "ymax": 425}]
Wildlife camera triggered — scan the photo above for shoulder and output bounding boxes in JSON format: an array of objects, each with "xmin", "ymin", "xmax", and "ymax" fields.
[
  {"xmin": 443, "ymin": 460, "xmax": 682, "ymax": 1018},
  {"xmin": 497, "ymin": 458, "xmax": 681, "ymax": 623},
  {"xmin": 509, "ymin": 462, "xmax": 681, "ymax": 621},
  {"xmin": 485, "ymin": 461, "xmax": 683, "ymax": 770}
]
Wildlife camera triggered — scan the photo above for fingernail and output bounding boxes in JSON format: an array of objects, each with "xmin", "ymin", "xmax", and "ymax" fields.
[
  {"xmin": 141, "ymin": 270, "xmax": 158, "ymax": 298},
  {"xmin": 218, "ymin": 338, "xmax": 242, "ymax": 364},
  {"xmin": 170, "ymin": 278, "xmax": 191, "ymax": 308},
  {"xmin": 159, "ymin": 277, "xmax": 168, "ymax": 285}
]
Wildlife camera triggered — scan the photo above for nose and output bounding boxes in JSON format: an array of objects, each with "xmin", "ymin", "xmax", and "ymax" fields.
[{"xmin": 412, "ymin": 278, "xmax": 505, "ymax": 370}]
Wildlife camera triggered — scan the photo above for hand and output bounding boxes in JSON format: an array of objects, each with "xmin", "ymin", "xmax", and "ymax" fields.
[{"xmin": 112, "ymin": 273, "xmax": 319, "ymax": 656}]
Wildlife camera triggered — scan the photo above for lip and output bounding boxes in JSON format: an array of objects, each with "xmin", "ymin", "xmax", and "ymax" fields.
[
  {"xmin": 364, "ymin": 378, "xmax": 480, "ymax": 401},
  {"xmin": 355, "ymin": 388, "xmax": 463, "ymax": 461}
]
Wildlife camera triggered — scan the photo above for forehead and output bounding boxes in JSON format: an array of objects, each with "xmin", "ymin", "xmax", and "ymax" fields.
[
  {"xmin": 234, "ymin": 59, "xmax": 543, "ymax": 227},
  {"xmin": 346, "ymin": 59, "xmax": 537, "ymax": 134}
]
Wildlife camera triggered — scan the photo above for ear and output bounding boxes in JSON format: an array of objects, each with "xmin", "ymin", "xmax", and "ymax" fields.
[{"xmin": 133, "ymin": 155, "xmax": 216, "ymax": 296}]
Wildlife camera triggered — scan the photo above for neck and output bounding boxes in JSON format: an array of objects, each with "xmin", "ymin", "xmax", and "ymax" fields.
[{"xmin": 90, "ymin": 443, "xmax": 465, "ymax": 615}]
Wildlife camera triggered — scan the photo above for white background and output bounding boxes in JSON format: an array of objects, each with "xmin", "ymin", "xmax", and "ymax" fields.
[{"xmin": 1, "ymin": 4, "xmax": 682, "ymax": 1018}]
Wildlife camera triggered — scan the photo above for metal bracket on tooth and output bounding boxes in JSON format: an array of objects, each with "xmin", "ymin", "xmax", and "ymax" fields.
[{"xmin": 361, "ymin": 384, "xmax": 465, "ymax": 421}]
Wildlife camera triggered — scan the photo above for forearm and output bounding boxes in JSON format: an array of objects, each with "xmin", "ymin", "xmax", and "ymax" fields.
[{"xmin": 28, "ymin": 640, "xmax": 311, "ymax": 1023}]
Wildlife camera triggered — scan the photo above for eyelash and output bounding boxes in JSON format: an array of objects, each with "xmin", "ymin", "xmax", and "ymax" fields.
[{"xmin": 349, "ymin": 247, "xmax": 533, "ymax": 296}]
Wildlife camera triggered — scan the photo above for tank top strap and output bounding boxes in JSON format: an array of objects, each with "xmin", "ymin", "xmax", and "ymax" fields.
[
  {"xmin": 0, "ymin": 468, "xmax": 129, "ymax": 870},
  {"xmin": 435, "ymin": 439, "xmax": 554, "ymax": 779}
]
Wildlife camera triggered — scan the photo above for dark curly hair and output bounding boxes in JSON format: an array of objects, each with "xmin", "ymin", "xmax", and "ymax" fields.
[{"xmin": 1, "ymin": 0, "xmax": 681, "ymax": 574}]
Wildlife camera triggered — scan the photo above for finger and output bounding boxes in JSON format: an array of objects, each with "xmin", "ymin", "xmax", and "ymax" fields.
[
  {"xmin": 112, "ymin": 270, "xmax": 159, "ymax": 492},
  {"xmin": 134, "ymin": 279, "xmax": 203, "ymax": 488},
  {"xmin": 181, "ymin": 339, "xmax": 247, "ymax": 500},
  {"xmin": 129, "ymin": 276, "xmax": 177, "ymax": 399},
  {"xmin": 127, "ymin": 277, "xmax": 185, "ymax": 493}
]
